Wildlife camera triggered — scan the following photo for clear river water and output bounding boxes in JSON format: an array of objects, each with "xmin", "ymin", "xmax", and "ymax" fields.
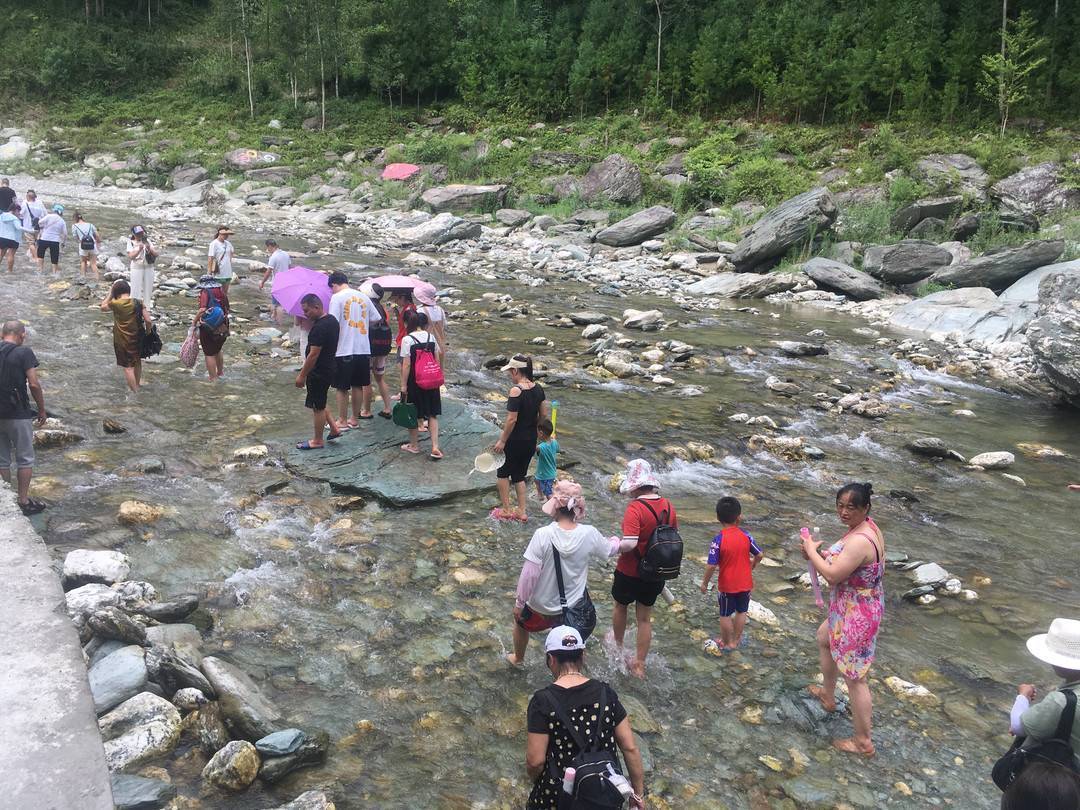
[{"xmin": 3, "ymin": 199, "xmax": 1079, "ymax": 809}]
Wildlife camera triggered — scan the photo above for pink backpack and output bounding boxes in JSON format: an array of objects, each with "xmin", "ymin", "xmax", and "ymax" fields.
[{"xmin": 411, "ymin": 336, "xmax": 444, "ymax": 391}]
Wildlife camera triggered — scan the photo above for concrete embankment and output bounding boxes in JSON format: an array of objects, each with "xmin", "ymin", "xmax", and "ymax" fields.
[{"xmin": 0, "ymin": 485, "xmax": 113, "ymax": 809}]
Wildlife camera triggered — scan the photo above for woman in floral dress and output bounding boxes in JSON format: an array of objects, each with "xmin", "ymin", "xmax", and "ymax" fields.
[{"xmin": 802, "ymin": 482, "xmax": 885, "ymax": 757}]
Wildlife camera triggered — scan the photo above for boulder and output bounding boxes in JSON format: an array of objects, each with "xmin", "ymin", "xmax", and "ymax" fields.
[
  {"xmin": 202, "ymin": 740, "xmax": 261, "ymax": 791},
  {"xmin": 421, "ymin": 184, "xmax": 508, "ymax": 213},
  {"xmin": 164, "ymin": 181, "xmax": 210, "ymax": 206},
  {"xmin": 863, "ymin": 240, "xmax": 952, "ymax": 284},
  {"xmin": 224, "ymin": 148, "xmax": 281, "ymax": 170},
  {"xmin": 951, "ymin": 210, "xmax": 1039, "ymax": 241},
  {"xmin": 890, "ymin": 196, "xmax": 963, "ymax": 233},
  {"xmin": 991, "ymin": 162, "xmax": 1080, "ymax": 216},
  {"xmin": 929, "ymin": 240, "xmax": 1065, "ymax": 292},
  {"xmin": 913, "ymin": 154, "xmax": 989, "ymax": 199},
  {"xmin": 256, "ymin": 728, "xmax": 306, "ymax": 757},
  {"xmin": 0, "ymin": 136, "xmax": 30, "ymax": 162},
  {"xmin": 171, "ymin": 687, "xmax": 209, "ymax": 712},
  {"xmin": 201, "ymin": 656, "xmax": 285, "ymax": 741},
  {"xmin": 169, "ymin": 165, "xmax": 208, "ymax": 189},
  {"xmin": 730, "ymin": 188, "xmax": 838, "ymax": 272},
  {"xmin": 145, "ymin": 646, "xmax": 214, "ymax": 696},
  {"xmin": 66, "ymin": 583, "xmax": 121, "ymax": 625},
  {"xmin": 776, "ymin": 341, "xmax": 828, "ymax": 358},
  {"xmin": 542, "ymin": 174, "xmax": 582, "ymax": 200},
  {"xmin": 265, "ymin": 791, "xmax": 337, "ymax": 810},
  {"xmin": 87, "ymin": 607, "xmax": 148, "ymax": 646},
  {"xmin": 968, "ymin": 451, "xmax": 1015, "ymax": 470},
  {"xmin": 581, "ymin": 154, "xmax": 643, "ymax": 204},
  {"xmin": 622, "ymin": 309, "xmax": 663, "ymax": 330},
  {"xmin": 143, "ymin": 623, "xmax": 202, "ymax": 665},
  {"xmin": 89, "ymin": 645, "xmax": 149, "ymax": 714},
  {"xmin": 1000, "ymin": 259, "xmax": 1080, "ymax": 305},
  {"xmin": 800, "ymin": 257, "xmax": 887, "ymax": 300},
  {"xmin": 1029, "ymin": 272, "xmax": 1080, "ymax": 403},
  {"xmin": 141, "ymin": 594, "xmax": 200, "ymax": 624},
  {"xmin": 889, "ymin": 287, "xmax": 1032, "ymax": 343},
  {"xmin": 117, "ymin": 500, "xmax": 165, "ymax": 525},
  {"xmin": 685, "ymin": 271, "xmax": 813, "ymax": 299},
  {"xmin": 569, "ymin": 312, "xmax": 608, "ymax": 326},
  {"xmin": 110, "ymin": 773, "xmax": 177, "ymax": 810},
  {"xmin": 99, "ymin": 692, "xmax": 182, "ymax": 772},
  {"xmin": 906, "ymin": 437, "xmax": 951, "ymax": 458},
  {"xmin": 62, "ymin": 549, "xmax": 130, "ymax": 589},
  {"xmin": 396, "ymin": 212, "xmax": 481, "ymax": 247},
  {"xmin": 257, "ymin": 730, "xmax": 330, "ymax": 783},
  {"xmin": 495, "ymin": 208, "xmax": 531, "ymax": 227},
  {"xmin": 594, "ymin": 206, "xmax": 676, "ymax": 247},
  {"xmin": 911, "ymin": 563, "xmax": 950, "ymax": 586},
  {"xmin": 908, "ymin": 217, "xmax": 947, "ymax": 240},
  {"xmin": 193, "ymin": 702, "xmax": 232, "ymax": 754}
]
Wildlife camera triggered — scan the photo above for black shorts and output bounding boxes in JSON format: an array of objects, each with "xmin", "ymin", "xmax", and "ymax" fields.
[
  {"xmin": 497, "ymin": 437, "xmax": 536, "ymax": 483},
  {"xmin": 718, "ymin": 591, "xmax": 751, "ymax": 617},
  {"xmin": 333, "ymin": 355, "xmax": 371, "ymax": 391},
  {"xmin": 0, "ymin": 238, "xmax": 17, "ymax": 250},
  {"xmin": 305, "ymin": 372, "xmax": 332, "ymax": 411},
  {"xmin": 611, "ymin": 570, "xmax": 665, "ymax": 608},
  {"xmin": 37, "ymin": 239, "xmax": 60, "ymax": 263}
]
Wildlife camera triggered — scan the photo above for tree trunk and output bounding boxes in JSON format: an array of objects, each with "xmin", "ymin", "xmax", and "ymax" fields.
[
  {"xmin": 1046, "ymin": 0, "xmax": 1058, "ymax": 104},
  {"xmin": 654, "ymin": 0, "xmax": 662, "ymax": 98},
  {"xmin": 239, "ymin": 0, "xmax": 254, "ymax": 118},
  {"xmin": 85, "ymin": 0, "xmax": 91, "ymax": 20},
  {"xmin": 820, "ymin": 90, "xmax": 828, "ymax": 125},
  {"xmin": 999, "ymin": 0, "xmax": 1008, "ymax": 119}
]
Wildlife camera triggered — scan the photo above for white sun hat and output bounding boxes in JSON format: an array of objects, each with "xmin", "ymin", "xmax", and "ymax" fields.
[{"xmin": 1026, "ymin": 618, "xmax": 1080, "ymax": 670}]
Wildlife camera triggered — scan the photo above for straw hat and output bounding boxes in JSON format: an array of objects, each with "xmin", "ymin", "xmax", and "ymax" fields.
[{"xmin": 1027, "ymin": 618, "xmax": 1080, "ymax": 670}]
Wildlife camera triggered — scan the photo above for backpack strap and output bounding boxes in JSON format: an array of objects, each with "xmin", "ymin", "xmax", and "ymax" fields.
[
  {"xmin": 544, "ymin": 685, "xmax": 591, "ymax": 753},
  {"xmin": 638, "ymin": 497, "xmax": 668, "ymax": 525},
  {"xmin": 551, "ymin": 546, "xmax": 569, "ymax": 613},
  {"xmin": 1053, "ymin": 689, "xmax": 1077, "ymax": 742}
]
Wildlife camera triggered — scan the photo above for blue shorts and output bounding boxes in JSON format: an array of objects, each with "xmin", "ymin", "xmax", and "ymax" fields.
[
  {"xmin": 536, "ymin": 478, "xmax": 555, "ymax": 498},
  {"xmin": 717, "ymin": 591, "xmax": 751, "ymax": 617}
]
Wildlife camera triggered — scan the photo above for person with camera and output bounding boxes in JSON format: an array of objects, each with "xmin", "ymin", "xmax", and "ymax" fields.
[{"xmin": 126, "ymin": 225, "xmax": 158, "ymax": 309}]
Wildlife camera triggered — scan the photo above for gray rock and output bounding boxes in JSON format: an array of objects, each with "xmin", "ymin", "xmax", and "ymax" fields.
[
  {"xmin": 801, "ymin": 257, "xmax": 887, "ymax": 300},
  {"xmin": 890, "ymin": 287, "xmax": 1032, "ymax": 343},
  {"xmin": 257, "ymin": 730, "xmax": 330, "ymax": 783},
  {"xmin": 1000, "ymin": 259, "xmax": 1080, "ymax": 304},
  {"xmin": 594, "ymin": 206, "xmax": 676, "ymax": 247},
  {"xmin": 581, "ymin": 154, "xmax": 643, "ymax": 204},
  {"xmin": 169, "ymin": 165, "xmax": 208, "ymax": 189},
  {"xmin": 911, "ymin": 562, "xmax": 950, "ymax": 586},
  {"xmin": 571, "ymin": 209, "xmax": 612, "ymax": 225},
  {"xmin": 193, "ymin": 702, "xmax": 232, "ymax": 754},
  {"xmin": 951, "ymin": 210, "xmax": 1039, "ymax": 241},
  {"xmin": 1029, "ymin": 271, "xmax": 1080, "ymax": 403},
  {"xmin": 890, "ymin": 195, "xmax": 963, "ymax": 233},
  {"xmin": 991, "ymin": 162, "xmax": 1080, "ymax": 216},
  {"xmin": 396, "ymin": 212, "xmax": 481, "ymax": 247},
  {"xmin": 776, "ymin": 341, "xmax": 828, "ymax": 358},
  {"xmin": 421, "ymin": 184, "xmax": 508, "ymax": 213},
  {"xmin": 685, "ymin": 271, "xmax": 812, "ymax": 299},
  {"xmin": 908, "ymin": 217, "xmax": 947, "ymax": 239},
  {"xmin": 265, "ymin": 791, "xmax": 336, "ymax": 810},
  {"xmin": 143, "ymin": 623, "xmax": 202, "ymax": 666},
  {"xmin": 110, "ymin": 773, "xmax": 176, "ymax": 810},
  {"xmin": 968, "ymin": 451, "xmax": 1015, "ymax": 469},
  {"xmin": 202, "ymin": 740, "xmax": 261, "ymax": 791},
  {"xmin": 0, "ymin": 136, "xmax": 30, "ymax": 162},
  {"xmin": 863, "ymin": 240, "xmax": 953, "ymax": 284},
  {"xmin": 244, "ymin": 166, "xmax": 293, "ymax": 184},
  {"xmin": 730, "ymin": 187, "xmax": 838, "ymax": 272},
  {"xmin": 902, "ymin": 585, "xmax": 937, "ymax": 600},
  {"xmin": 99, "ymin": 692, "xmax": 182, "ymax": 772},
  {"xmin": 62, "ymin": 549, "xmax": 130, "ymax": 589},
  {"xmin": 88, "ymin": 638, "xmax": 127, "ymax": 668},
  {"xmin": 929, "ymin": 239, "xmax": 1065, "ymax": 292},
  {"xmin": 906, "ymin": 437, "xmax": 951, "ymax": 458},
  {"xmin": 569, "ymin": 312, "xmax": 608, "ymax": 325},
  {"xmin": 88, "ymin": 645, "xmax": 149, "ymax": 714},
  {"xmin": 170, "ymin": 687, "xmax": 208, "ymax": 712},
  {"xmin": 914, "ymin": 154, "xmax": 989, "ymax": 198},
  {"xmin": 541, "ymin": 174, "xmax": 581, "ymax": 200},
  {"xmin": 145, "ymin": 646, "xmax": 215, "ymax": 697},
  {"xmin": 622, "ymin": 309, "xmax": 663, "ymax": 330},
  {"xmin": 224, "ymin": 148, "xmax": 280, "ymax": 170},
  {"xmin": 495, "ymin": 208, "xmax": 531, "ymax": 227},
  {"xmin": 201, "ymin": 656, "xmax": 285, "ymax": 741},
  {"xmin": 255, "ymin": 728, "xmax": 306, "ymax": 756},
  {"xmin": 87, "ymin": 607, "xmax": 147, "ymax": 646},
  {"xmin": 657, "ymin": 152, "xmax": 687, "ymax": 175},
  {"xmin": 140, "ymin": 594, "xmax": 200, "ymax": 623},
  {"xmin": 164, "ymin": 181, "xmax": 211, "ymax": 206}
]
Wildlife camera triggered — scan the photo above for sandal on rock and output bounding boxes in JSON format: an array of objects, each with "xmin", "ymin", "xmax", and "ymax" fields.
[
  {"xmin": 378, "ymin": 411, "xmax": 392, "ymax": 419},
  {"xmin": 326, "ymin": 431, "xmax": 343, "ymax": 441},
  {"xmin": 19, "ymin": 498, "xmax": 47, "ymax": 516},
  {"xmin": 358, "ymin": 413, "xmax": 374, "ymax": 420},
  {"xmin": 296, "ymin": 441, "xmax": 324, "ymax": 451},
  {"xmin": 400, "ymin": 444, "xmax": 421, "ymax": 454},
  {"xmin": 429, "ymin": 449, "xmax": 444, "ymax": 460},
  {"xmin": 346, "ymin": 420, "xmax": 360, "ymax": 429}
]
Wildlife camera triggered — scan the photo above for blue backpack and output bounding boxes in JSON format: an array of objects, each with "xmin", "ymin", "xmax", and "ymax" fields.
[{"xmin": 201, "ymin": 289, "xmax": 226, "ymax": 329}]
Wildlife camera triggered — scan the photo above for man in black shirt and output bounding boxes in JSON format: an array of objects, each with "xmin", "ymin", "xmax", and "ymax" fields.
[
  {"xmin": 295, "ymin": 293, "xmax": 340, "ymax": 450},
  {"xmin": 0, "ymin": 179, "xmax": 16, "ymax": 214},
  {"xmin": 0, "ymin": 320, "xmax": 47, "ymax": 514}
]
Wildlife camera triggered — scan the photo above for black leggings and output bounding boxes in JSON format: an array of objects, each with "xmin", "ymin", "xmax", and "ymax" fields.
[{"xmin": 498, "ymin": 437, "xmax": 536, "ymax": 483}]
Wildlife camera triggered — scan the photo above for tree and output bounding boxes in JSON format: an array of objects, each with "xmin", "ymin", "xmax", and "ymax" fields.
[
  {"xmin": 978, "ymin": 10, "xmax": 1047, "ymax": 135},
  {"xmin": 237, "ymin": 0, "xmax": 258, "ymax": 118}
]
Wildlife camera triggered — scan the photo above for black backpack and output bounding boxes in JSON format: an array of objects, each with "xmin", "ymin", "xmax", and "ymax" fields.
[
  {"xmin": 993, "ymin": 689, "xmax": 1078, "ymax": 790},
  {"xmin": 0, "ymin": 342, "xmax": 27, "ymax": 416},
  {"xmin": 545, "ymin": 685, "xmax": 627, "ymax": 810},
  {"xmin": 133, "ymin": 301, "xmax": 163, "ymax": 359},
  {"xmin": 636, "ymin": 499, "xmax": 683, "ymax": 581},
  {"xmin": 370, "ymin": 301, "xmax": 392, "ymax": 357}
]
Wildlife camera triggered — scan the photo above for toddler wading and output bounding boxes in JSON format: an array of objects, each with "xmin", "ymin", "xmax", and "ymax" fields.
[{"xmin": 700, "ymin": 496, "xmax": 763, "ymax": 650}]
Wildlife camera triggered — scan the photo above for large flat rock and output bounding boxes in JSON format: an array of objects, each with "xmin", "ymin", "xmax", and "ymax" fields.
[{"xmin": 285, "ymin": 398, "xmax": 501, "ymax": 505}]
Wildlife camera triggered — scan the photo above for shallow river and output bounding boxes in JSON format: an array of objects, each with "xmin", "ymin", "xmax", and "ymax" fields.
[{"xmin": 3, "ymin": 200, "xmax": 1079, "ymax": 809}]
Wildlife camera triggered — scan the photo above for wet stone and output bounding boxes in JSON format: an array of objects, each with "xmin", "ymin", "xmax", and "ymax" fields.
[
  {"xmin": 110, "ymin": 772, "xmax": 177, "ymax": 810},
  {"xmin": 257, "ymin": 729, "xmax": 330, "ymax": 783},
  {"xmin": 256, "ymin": 728, "xmax": 306, "ymax": 756}
]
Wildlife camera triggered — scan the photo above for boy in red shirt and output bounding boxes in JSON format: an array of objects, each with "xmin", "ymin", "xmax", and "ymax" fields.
[{"xmin": 699, "ymin": 496, "xmax": 763, "ymax": 650}]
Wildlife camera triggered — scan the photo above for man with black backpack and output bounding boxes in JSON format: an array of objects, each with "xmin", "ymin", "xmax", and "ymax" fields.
[
  {"xmin": 610, "ymin": 459, "xmax": 681, "ymax": 679},
  {"xmin": 997, "ymin": 618, "xmax": 1080, "ymax": 789},
  {"xmin": 0, "ymin": 321, "xmax": 47, "ymax": 516}
]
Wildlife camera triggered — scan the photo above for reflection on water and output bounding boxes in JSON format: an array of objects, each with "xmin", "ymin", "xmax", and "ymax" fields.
[{"xmin": 2, "ymin": 202, "xmax": 1079, "ymax": 808}]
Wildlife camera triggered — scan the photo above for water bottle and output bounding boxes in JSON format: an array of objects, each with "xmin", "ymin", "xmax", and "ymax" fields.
[
  {"xmin": 606, "ymin": 765, "xmax": 634, "ymax": 797},
  {"xmin": 661, "ymin": 585, "xmax": 676, "ymax": 605},
  {"xmin": 562, "ymin": 767, "xmax": 576, "ymax": 794}
]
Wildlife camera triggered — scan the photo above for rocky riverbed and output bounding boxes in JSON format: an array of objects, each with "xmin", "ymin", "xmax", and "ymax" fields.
[{"xmin": 2, "ymin": 146, "xmax": 1079, "ymax": 808}]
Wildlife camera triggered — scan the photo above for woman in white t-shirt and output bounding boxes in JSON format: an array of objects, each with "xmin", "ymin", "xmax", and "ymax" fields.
[
  {"xmin": 399, "ymin": 310, "xmax": 443, "ymax": 459},
  {"xmin": 71, "ymin": 211, "xmax": 100, "ymax": 278},
  {"xmin": 126, "ymin": 225, "xmax": 157, "ymax": 308},
  {"xmin": 416, "ymin": 287, "xmax": 448, "ymax": 361},
  {"xmin": 507, "ymin": 481, "xmax": 637, "ymax": 667}
]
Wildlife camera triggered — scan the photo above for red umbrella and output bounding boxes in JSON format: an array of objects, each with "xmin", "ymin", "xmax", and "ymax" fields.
[
  {"xmin": 381, "ymin": 163, "xmax": 420, "ymax": 181},
  {"xmin": 270, "ymin": 266, "xmax": 331, "ymax": 317}
]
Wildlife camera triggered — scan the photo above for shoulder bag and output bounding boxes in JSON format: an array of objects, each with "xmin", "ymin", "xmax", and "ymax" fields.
[
  {"xmin": 132, "ymin": 300, "xmax": 162, "ymax": 359},
  {"xmin": 551, "ymin": 546, "xmax": 597, "ymax": 641},
  {"xmin": 993, "ymin": 688, "xmax": 1078, "ymax": 790}
]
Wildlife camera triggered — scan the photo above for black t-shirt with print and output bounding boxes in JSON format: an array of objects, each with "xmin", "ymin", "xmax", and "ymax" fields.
[
  {"xmin": 306, "ymin": 314, "xmax": 339, "ymax": 376},
  {"xmin": 525, "ymin": 679, "xmax": 627, "ymax": 809}
]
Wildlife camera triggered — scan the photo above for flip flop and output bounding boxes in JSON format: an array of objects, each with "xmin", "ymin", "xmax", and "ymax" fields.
[
  {"xmin": 326, "ymin": 431, "xmax": 343, "ymax": 442},
  {"xmin": 346, "ymin": 420, "xmax": 360, "ymax": 429},
  {"xmin": 296, "ymin": 441, "xmax": 324, "ymax": 450},
  {"xmin": 400, "ymin": 444, "xmax": 421, "ymax": 454},
  {"xmin": 429, "ymin": 449, "xmax": 444, "ymax": 460},
  {"xmin": 358, "ymin": 414, "xmax": 374, "ymax": 420},
  {"xmin": 489, "ymin": 508, "xmax": 517, "ymax": 522},
  {"xmin": 378, "ymin": 411, "xmax": 392, "ymax": 419}
]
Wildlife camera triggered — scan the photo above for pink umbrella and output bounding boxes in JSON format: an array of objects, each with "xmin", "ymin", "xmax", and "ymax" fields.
[
  {"xmin": 367, "ymin": 274, "xmax": 436, "ymax": 298},
  {"xmin": 381, "ymin": 163, "xmax": 421, "ymax": 181},
  {"xmin": 270, "ymin": 266, "xmax": 331, "ymax": 317}
]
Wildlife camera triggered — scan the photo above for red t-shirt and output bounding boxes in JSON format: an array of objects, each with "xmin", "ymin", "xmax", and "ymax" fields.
[
  {"xmin": 394, "ymin": 302, "xmax": 416, "ymax": 347},
  {"xmin": 616, "ymin": 496, "xmax": 678, "ymax": 578},
  {"xmin": 707, "ymin": 526, "xmax": 763, "ymax": 593}
]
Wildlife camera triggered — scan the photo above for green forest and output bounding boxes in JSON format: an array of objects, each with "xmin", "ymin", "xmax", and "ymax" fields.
[{"xmin": 4, "ymin": 0, "xmax": 1079, "ymax": 126}]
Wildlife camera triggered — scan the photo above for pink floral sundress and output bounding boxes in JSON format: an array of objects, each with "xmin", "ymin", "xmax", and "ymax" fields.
[{"xmin": 823, "ymin": 521, "xmax": 884, "ymax": 680}]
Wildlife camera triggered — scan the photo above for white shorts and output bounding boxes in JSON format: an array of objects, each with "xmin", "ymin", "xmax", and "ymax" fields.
[{"xmin": 78, "ymin": 248, "xmax": 97, "ymax": 258}]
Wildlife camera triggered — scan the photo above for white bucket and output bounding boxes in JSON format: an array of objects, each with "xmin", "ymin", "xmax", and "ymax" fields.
[{"xmin": 471, "ymin": 452, "xmax": 504, "ymax": 474}]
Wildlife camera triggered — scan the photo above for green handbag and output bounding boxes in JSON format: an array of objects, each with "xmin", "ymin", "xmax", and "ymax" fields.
[{"xmin": 392, "ymin": 400, "xmax": 418, "ymax": 429}]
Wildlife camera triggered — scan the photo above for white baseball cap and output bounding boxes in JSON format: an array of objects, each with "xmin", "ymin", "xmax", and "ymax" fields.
[{"xmin": 544, "ymin": 625, "xmax": 585, "ymax": 653}]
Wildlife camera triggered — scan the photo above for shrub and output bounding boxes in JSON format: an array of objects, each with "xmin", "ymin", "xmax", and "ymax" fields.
[
  {"xmin": 863, "ymin": 123, "xmax": 914, "ymax": 172},
  {"xmin": 723, "ymin": 156, "xmax": 809, "ymax": 205}
]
